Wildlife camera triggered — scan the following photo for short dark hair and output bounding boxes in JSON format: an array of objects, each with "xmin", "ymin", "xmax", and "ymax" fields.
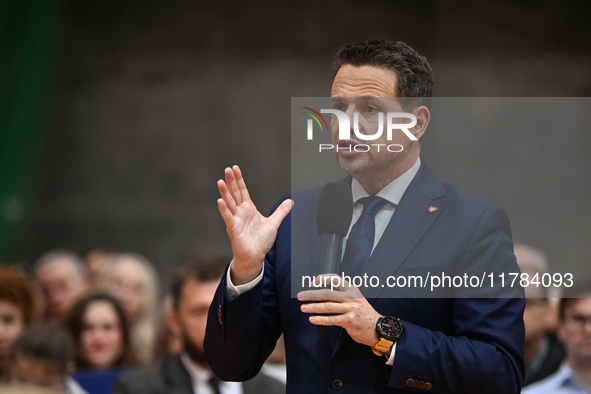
[
  {"xmin": 11, "ymin": 322, "xmax": 73, "ymax": 376},
  {"xmin": 66, "ymin": 293, "xmax": 138, "ymax": 368},
  {"xmin": 559, "ymin": 277, "xmax": 591, "ymax": 320},
  {"xmin": 170, "ymin": 257, "xmax": 228, "ymax": 310},
  {"xmin": 332, "ymin": 39, "xmax": 433, "ymax": 110}
]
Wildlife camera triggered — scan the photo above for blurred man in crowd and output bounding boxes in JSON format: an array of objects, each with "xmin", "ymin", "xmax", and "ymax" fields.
[
  {"xmin": 0, "ymin": 266, "xmax": 40, "ymax": 383},
  {"xmin": 34, "ymin": 250, "xmax": 87, "ymax": 324},
  {"xmin": 10, "ymin": 322, "xmax": 87, "ymax": 394},
  {"xmin": 82, "ymin": 246, "xmax": 117, "ymax": 291},
  {"xmin": 113, "ymin": 257, "xmax": 284, "ymax": 394},
  {"xmin": 523, "ymin": 279, "xmax": 591, "ymax": 393},
  {"xmin": 515, "ymin": 243, "xmax": 565, "ymax": 386}
]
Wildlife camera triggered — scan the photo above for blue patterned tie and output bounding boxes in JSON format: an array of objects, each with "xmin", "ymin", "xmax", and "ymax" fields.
[{"xmin": 340, "ymin": 196, "xmax": 389, "ymax": 278}]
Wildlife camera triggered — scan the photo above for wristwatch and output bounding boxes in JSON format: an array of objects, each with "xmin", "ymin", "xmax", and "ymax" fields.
[{"xmin": 372, "ymin": 316, "xmax": 403, "ymax": 357}]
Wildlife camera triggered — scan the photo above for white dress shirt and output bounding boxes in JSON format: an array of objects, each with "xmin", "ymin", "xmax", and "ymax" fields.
[
  {"xmin": 226, "ymin": 157, "xmax": 422, "ymax": 366},
  {"xmin": 522, "ymin": 361, "xmax": 591, "ymax": 394}
]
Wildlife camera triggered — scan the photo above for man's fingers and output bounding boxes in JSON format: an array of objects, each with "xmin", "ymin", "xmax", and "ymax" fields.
[
  {"xmin": 217, "ymin": 179, "xmax": 238, "ymax": 215},
  {"xmin": 217, "ymin": 198, "xmax": 235, "ymax": 228},
  {"xmin": 308, "ymin": 314, "xmax": 348, "ymax": 327},
  {"xmin": 297, "ymin": 288, "xmax": 344, "ymax": 302},
  {"xmin": 300, "ymin": 302, "xmax": 346, "ymax": 315},
  {"xmin": 269, "ymin": 199, "xmax": 293, "ymax": 229},
  {"xmin": 233, "ymin": 165, "xmax": 252, "ymax": 203},
  {"xmin": 225, "ymin": 167, "xmax": 243, "ymax": 206}
]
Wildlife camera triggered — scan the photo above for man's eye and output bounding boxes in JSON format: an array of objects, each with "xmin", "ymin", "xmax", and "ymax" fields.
[
  {"xmin": 365, "ymin": 105, "xmax": 378, "ymax": 113},
  {"xmin": 332, "ymin": 103, "xmax": 345, "ymax": 111}
]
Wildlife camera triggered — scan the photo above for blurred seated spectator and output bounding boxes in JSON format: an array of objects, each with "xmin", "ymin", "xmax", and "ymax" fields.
[
  {"xmin": 112, "ymin": 257, "xmax": 285, "ymax": 394},
  {"xmin": 82, "ymin": 247, "xmax": 117, "ymax": 291},
  {"xmin": 0, "ymin": 266, "xmax": 40, "ymax": 383},
  {"xmin": 95, "ymin": 253, "xmax": 158, "ymax": 364},
  {"xmin": 67, "ymin": 293, "xmax": 138, "ymax": 370},
  {"xmin": 261, "ymin": 334, "xmax": 287, "ymax": 384},
  {"xmin": 34, "ymin": 250, "xmax": 87, "ymax": 325},
  {"xmin": 515, "ymin": 243, "xmax": 565, "ymax": 387},
  {"xmin": 2, "ymin": 382, "xmax": 61, "ymax": 394},
  {"xmin": 152, "ymin": 295, "xmax": 182, "ymax": 360},
  {"xmin": 67, "ymin": 293, "xmax": 139, "ymax": 394},
  {"xmin": 9, "ymin": 322, "xmax": 87, "ymax": 394},
  {"xmin": 522, "ymin": 278, "xmax": 591, "ymax": 394}
]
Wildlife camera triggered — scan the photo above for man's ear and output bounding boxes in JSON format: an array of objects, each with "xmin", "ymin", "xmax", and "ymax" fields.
[
  {"xmin": 556, "ymin": 322, "xmax": 566, "ymax": 346},
  {"xmin": 411, "ymin": 105, "xmax": 430, "ymax": 140},
  {"xmin": 168, "ymin": 309, "xmax": 180, "ymax": 335}
]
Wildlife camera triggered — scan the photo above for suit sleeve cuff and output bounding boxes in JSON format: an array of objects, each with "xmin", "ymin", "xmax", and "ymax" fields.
[{"xmin": 225, "ymin": 260, "xmax": 265, "ymax": 300}]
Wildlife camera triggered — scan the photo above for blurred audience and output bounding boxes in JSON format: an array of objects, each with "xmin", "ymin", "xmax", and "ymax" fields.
[
  {"xmin": 9, "ymin": 322, "xmax": 87, "ymax": 394},
  {"xmin": 113, "ymin": 257, "xmax": 285, "ymax": 394},
  {"xmin": 82, "ymin": 247, "xmax": 117, "ymax": 291},
  {"xmin": 0, "ymin": 266, "xmax": 40, "ymax": 383},
  {"xmin": 67, "ymin": 293, "xmax": 138, "ymax": 370},
  {"xmin": 515, "ymin": 243, "xmax": 565, "ymax": 387},
  {"xmin": 152, "ymin": 295, "xmax": 183, "ymax": 360},
  {"xmin": 95, "ymin": 253, "xmax": 159, "ymax": 364},
  {"xmin": 523, "ymin": 278, "xmax": 591, "ymax": 393},
  {"xmin": 261, "ymin": 334, "xmax": 287, "ymax": 384},
  {"xmin": 34, "ymin": 250, "xmax": 87, "ymax": 325}
]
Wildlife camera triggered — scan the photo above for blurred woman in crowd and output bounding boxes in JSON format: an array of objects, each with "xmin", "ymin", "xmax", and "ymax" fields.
[
  {"xmin": 95, "ymin": 253, "xmax": 158, "ymax": 364},
  {"xmin": 67, "ymin": 293, "xmax": 138, "ymax": 370},
  {"xmin": 0, "ymin": 266, "xmax": 40, "ymax": 383},
  {"xmin": 152, "ymin": 295, "xmax": 182, "ymax": 360}
]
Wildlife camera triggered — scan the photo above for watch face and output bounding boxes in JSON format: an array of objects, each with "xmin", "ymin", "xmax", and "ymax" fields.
[{"xmin": 378, "ymin": 316, "xmax": 402, "ymax": 340}]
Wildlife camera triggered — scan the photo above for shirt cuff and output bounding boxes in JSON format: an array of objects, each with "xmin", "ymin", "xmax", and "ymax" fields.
[
  {"xmin": 385, "ymin": 342, "xmax": 397, "ymax": 366},
  {"xmin": 225, "ymin": 260, "xmax": 264, "ymax": 300}
]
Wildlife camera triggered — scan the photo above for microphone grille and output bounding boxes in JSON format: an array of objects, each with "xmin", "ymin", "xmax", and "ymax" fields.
[{"xmin": 316, "ymin": 181, "xmax": 353, "ymax": 236}]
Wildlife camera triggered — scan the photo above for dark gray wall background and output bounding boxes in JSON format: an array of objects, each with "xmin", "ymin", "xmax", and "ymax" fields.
[{"xmin": 21, "ymin": 1, "xmax": 591, "ymax": 294}]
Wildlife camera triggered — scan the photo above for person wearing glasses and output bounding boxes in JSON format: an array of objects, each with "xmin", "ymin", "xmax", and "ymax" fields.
[{"xmin": 523, "ymin": 279, "xmax": 591, "ymax": 394}]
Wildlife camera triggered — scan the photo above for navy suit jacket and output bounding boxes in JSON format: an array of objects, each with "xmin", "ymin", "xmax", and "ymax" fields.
[{"xmin": 205, "ymin": 160, "xmax": 525, "ymax": 393}]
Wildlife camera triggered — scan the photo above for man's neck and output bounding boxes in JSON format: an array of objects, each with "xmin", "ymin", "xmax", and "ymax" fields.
[
  {"xmin": 189, "ymin": 357, "xmax": 210, "ymax": 371},
  {"xmin": 568, "ymin": 357, "xmax": 591, "ymax": 389},
  {"xmin": 356, "ymin": 153, "xmax": 419, "ymax": 195}
]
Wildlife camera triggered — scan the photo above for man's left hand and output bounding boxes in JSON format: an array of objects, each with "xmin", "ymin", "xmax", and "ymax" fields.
[{"xmin": 298, "ymin": 275, "xmax": 381, "ymax": 347}]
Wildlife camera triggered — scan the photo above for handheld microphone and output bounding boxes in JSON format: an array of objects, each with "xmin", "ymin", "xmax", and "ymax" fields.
[{"xmin": 315, "ymin": 181, "xmax": 353, "ymax": 335}]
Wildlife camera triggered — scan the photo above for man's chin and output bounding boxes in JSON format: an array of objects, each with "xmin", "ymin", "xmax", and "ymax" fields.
[
  {"xmin": 336, "ymin": 155, "xmax": 370, "ymax": 177},
  {"xmin": 183, "ymin": 335, "xmax": 208, "ymax": 365}
]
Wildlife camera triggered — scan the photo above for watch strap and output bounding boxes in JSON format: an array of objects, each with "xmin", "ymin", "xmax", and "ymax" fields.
[{"xmin": 372, "ymin": 337, "xmax": 394, "ymax": 356}]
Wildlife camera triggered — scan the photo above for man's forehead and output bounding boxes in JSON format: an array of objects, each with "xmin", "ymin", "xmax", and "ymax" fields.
[
  {"xmin": 565, "ymin": 296, "xmax": 591, "ymax": 314},
  {"xmin": 331, "ymin": 64, "xmax": 397, "ymax": 98},
  {"xmin": 38, "ymin": 259, "xmax": 78, "ymax": 276},
  {"xmin": 330, "ymin": 96, "xmax": 397, "ymax": 104}
]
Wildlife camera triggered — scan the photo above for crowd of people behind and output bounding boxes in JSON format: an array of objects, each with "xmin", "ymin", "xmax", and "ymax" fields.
[
  {"xmin": 0, "ymin": 248, "xmax": 286, "ymax": 394},
  {"xmin": 2, "ymin": 243, "xmax": 591, "ymax": 393}
]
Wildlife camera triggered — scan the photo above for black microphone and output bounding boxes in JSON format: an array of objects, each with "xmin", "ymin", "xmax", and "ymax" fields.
[{"xmin": 315, "ymin": 181, "xmax": 353, "ymax": 335}]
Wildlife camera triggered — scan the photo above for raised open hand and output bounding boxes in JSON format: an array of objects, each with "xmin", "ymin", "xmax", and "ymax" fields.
[{"xmin": 217, "ymin": 165, "xmax": 292, "ymax": 285}]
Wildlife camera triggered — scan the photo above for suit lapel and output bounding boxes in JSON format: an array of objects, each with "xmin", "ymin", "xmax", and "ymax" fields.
[
  {"xmin": 364, "ymin": 182, "xmax": 444, "ymax": 301},
  {"xmin": 163, "ymin": 355, "xmax": 196, "ymax": 394},
  {"xmin": 333, "ymin": 160, "xmax": 446, "ymax": 353}
]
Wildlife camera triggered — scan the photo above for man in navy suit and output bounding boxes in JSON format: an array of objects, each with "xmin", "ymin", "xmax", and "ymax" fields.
[{"xmin": 205, "ymin": 40, "xmax": 525, "ymax": 393}]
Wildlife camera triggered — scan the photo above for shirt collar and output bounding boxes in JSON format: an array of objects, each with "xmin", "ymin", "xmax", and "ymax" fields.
[
  {"xmin": 556, "ymin": 361, "xmax": 591, "ymax": 392},
  {"xmin": 351, "ymin": 157, "xmax": 421, "ymax": 205},
  {"xmin": 180, "ymin": 351, "xmax": 213, "ymax": 387}
]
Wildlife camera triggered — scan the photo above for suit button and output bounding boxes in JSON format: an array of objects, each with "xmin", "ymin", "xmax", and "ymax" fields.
[
  {"xmin": 418, "ymin": 381, "xmax": 425, "ymax": 389},
  {"xmin": 332, "ymin": 379, "xmax": 344, "ymax": 390},
  {"xmin": 406, "ymin": 378, "xmax": 415, "ymax": 387},
  {"xmin": 425, "ymin": 382, "xmax": 432, "ymax": 390}
]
